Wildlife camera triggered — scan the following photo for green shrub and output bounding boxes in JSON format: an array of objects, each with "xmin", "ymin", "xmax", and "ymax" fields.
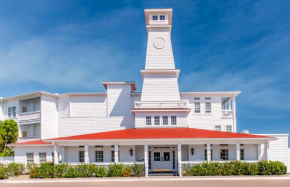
[
  {"xmin": 131, "ymin": 163, "xmax": 144, "ymax": 177},
  {"xmin": 258, "ymin": 160, "xmax": 271, "ymax": 175},
  {"xmin": 64, "ymin": 166, "xmax": 77, "ymax": 178},
  {"xmin": 96, "ymin": 166, "xmax": 107, "ymax": 177},
  {"xmin": 108, "ymin": 163, "xmax": 123, "ymax": 177},
  {"xmin": 6, "ymin": 163, "xmax": 25, "ymax": 177},
  {"xmin": 29, "ymin": 163, "xmax": 54, "ymax": 178},
  {"xmin": 122, "ymin": 166, "xmax": 131, "ymax": 177},
  {"xmin": 183, "ymin": 164, "xmax": 192, "ymax": 176},
  {"xmin": 0, "ymin": 164, "xmax": 8, "ymax": 179},
  {"xmin": 54, "ymin": 163, "xmax": 69, "ymax": 178},
  {"xmin": 266, "ymin": 161, "xmax": 287, "ymax": 175}
]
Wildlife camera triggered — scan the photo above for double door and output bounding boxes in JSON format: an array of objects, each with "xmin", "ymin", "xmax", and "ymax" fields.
[{"xmin": 152, "ymin": 150, "xmax": 172, "ymax": 172}]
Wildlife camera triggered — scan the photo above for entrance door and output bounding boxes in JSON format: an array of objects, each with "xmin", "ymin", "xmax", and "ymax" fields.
[{"xmin": 152, "ymin": 150, "xmax": 172, "ymax": 172}]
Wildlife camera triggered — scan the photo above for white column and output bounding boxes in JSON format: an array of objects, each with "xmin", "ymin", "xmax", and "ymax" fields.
[
  {"xmin": 62, "ymin": 147, "xmax": 65, "ymax": 163},
  {"xmin": 54, "ymin": 144, "xmax": 59, "ymax": 164},
  {"xmin": 207, "ymin": 143, "xmax": 211, "ymax": 163},
  {"xmin": 236, "ymin": 143, "xmax": 240, "ymax": 161},
  {"xmin": 257, "ymin": 144, "xmax": 262, "ymax": 160},
  {"xmin": 178, "ymin": 143, "xmax": 182, "ymax": 177},
  {"xmin": 232, "ymin": 97, "xmax": 236, "ymax": 132},
  {"xmin": 264, "ymin": 141, "xmax": 270, "ymax": 162},
  {"xmin": 144, "ymin": 144, "xmax": 148, "ymax": 177},
  {"xmin": 84, "ymin": 144, "xmax": 89, "ymax": 163},
  {"xmin": 114, "ymin": 144, "xmax": 119, "ymax": 163}
]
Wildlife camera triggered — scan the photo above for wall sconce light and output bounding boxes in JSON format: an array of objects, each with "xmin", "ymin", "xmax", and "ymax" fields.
[
  {"xmin": 130, "ymin": 149, "xmax": 133, "ymax": 156},
  {"xmin": 191, "ymin": 148, "xmax": 194, "ymax": 155}
]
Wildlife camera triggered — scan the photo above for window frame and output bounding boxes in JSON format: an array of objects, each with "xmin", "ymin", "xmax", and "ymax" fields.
[
  {"xmin": 159, "ymin": 15, "xmax": 165, "ymax": 20},
  {"xmin": 240, "ymin": 149, "xmax": 245, "ymax": 160},
  {"xmin": 194, "ymin": 102, "xmax": 201, "ymax": 113},
  {"xmin": 39, "ymin": 152, "xmax": 47, "ymax": 163},
  {"xmin": 171, "ymin": 116, "xmax": 177, "ymax": 125},
  {"xmin": 205, "ymin": 102, "xmax": 211, "ymax": 113},
  {"xmin": 152, "ymin": 15, "xmax": 158, "ymax": 20},
  {"xmin": 220, "ymin": 149, "xmax": 229, "ymax": 160},
  {"xmin": 162, "ymin": 116, "xmax": 168, "ymax": 125},
  {"xmin": 79, "ymin": 151, "xmax": 85, "ymax": 162},
  {"xmin": 154, "ymin": 116, "xmax": 160, "ymax": 125},
  {"xmin": 226, "ymin": 126, "xmax": 232, "ymax": 132},
  {"xmin": 95, "ymin": 150, "xmax": 104, "ymax": 162},
  {"xmin": 145, "ymin": 116, "xmax": 152, "ymax": 126},
  {"xmin": 215, "ymin": 126, "xmax": 221, "ymax": 131},
  {"xmin": 26, "ymin": 153, "xmax": 34, "ymax": 164},
  {"xmin": 8, "ymin": 106, "xmax": 16, "ymax": 118}
]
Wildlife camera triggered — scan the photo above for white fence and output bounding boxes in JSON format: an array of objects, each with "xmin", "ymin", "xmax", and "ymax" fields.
[{"xmin": 0, "ymin": 157, "xmax": 14, "ymax": 164}]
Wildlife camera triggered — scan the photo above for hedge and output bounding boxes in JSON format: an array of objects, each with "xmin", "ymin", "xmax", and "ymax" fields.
[
  {"xmin": 183, "ymin": 161, "xmax": 287, "ymax": 176},
  {"xmin": 28, "ymin": 163, "xmax": 144, "ymax": 178},
  {"xmin": 0, "ymin": 163, "xmax": 25, "ymax": 179}
]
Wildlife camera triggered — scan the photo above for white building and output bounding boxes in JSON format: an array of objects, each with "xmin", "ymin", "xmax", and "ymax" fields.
[{"xmin": 1, "ymin": 9, "xmax": 289, "ymax": 176}]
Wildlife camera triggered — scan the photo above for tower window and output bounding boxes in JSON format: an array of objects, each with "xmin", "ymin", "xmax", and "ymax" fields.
[
  {"xmin": 160, "ymin": 15, "xmax": 165, "ymax": 20},
  {"xmin": 163, "ymin": 116, "xmax": 168, "ymax": 125},
  {"xmin": 171, "ymin": 116, "xmax": 177, "ymax": 125},
  {"xmin": 154, "ymin": 116, "xmax": 160, "ymax": 125},
  {"xmin": 146, "ymin": 116, "xmax": 152, "ymax": 125},
  {"xmin": 152, "ymin": 15, "xmax": 158, "ymax": 20}
]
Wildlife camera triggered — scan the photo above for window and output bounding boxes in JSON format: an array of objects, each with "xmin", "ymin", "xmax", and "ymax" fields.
[
  {"xmin": 111, "ymin": 150, "xmax": 120, "ymax": 162},
  {"xmin": 146, "ymin": 116, "xmax": 152, "ymax": 125},
  {"xmin": 8, "ymin": 106, "xmax": 16, "ymax": 118},
  {"xmin": 27, "ymin": 153, "xmax": 34, "ymax": 164},
  {"xmin": 22, "ymin": 107, "xmax": 27, "ymax": 113},
  {"xmin": 79, "ymin": 151, "xmax": 84, "ymax": 162},
  {"xmin": 154, "ymin": 152, "xmax": 160, "ymax": 161},
  {"xmin": 194, "ymin": 103, "xmax": 200, "ymax": 113},
  {"xmin": 215, "ymin": 126, "xmax": 221, "ymax": 131},
  {"xmin": 160, "ymin": 15, "xmax": 165, "ymax": 20},
  {"xmin": 171, "ymin": 116, "xmax": 177, "ymax": 125},
  {"xmin": 205, "ymin": 97, "xmax": 211, "ymax": 100},
  {"xmin": 22, "ymin": 131, "xmax": 27, "ymax": 137},
  {"xmin": 240, "ymin": 149, "xmax": 244, "ymax": 160},
  {"xmin": 95, "ymin": 151, "xmax": 104, "ymax": 162},
  {"xmin": 226, "ymin": 126, "xmax": 232, "ymax": 132},
  {"xmin": 204, "ymin": 149, "xmax": 213, "ymax": 160},
  {"xmin": 163, "ymin": 116, "xmax": 168, "ymax": 125},
  {"xmin": 39, "ymin": 153, "xmax": 47, "ymax": 163},
  {"xmin": 194, "ymin": 97, "xmax": 200, "ymax": 100},
  {"xmin": 154, "ymin": 116, "xmax": 160, "ymax": 125},
  {"xmin": 152, "ymin": 15, "xmax": 158, "ymax": 20},
  {"xmin": 220, "ymin": 149, "xmax": 229, "ymax": 160},
  {"xmin": 205, "ymin": 102, "xmax": 211, "ymax": 113}
]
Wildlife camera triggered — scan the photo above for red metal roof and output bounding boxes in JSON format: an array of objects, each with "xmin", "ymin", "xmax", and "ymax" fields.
[
  {"xmin": 9, "ymin": 140, "xmax": 52, "ymax": 146},
  {"xmin": 49, "ymin": 128, "xmax": 272, "ymax": 141}
]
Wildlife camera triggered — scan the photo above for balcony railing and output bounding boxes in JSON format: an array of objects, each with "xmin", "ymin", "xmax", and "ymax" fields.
[
  {"xmin": 135, "ymin": 101, "xmax": 187, "ymax": 109},
  {"xmin": 221, "ymin": 110, "xmax": 233, "ymax": 118},
  {"xmin": 18, "ymin": 111, "xmax": 41, "ymax": 124},
  {"xmin": 17, "ymin": 137, "xmax": 41, "ymax": 143}
]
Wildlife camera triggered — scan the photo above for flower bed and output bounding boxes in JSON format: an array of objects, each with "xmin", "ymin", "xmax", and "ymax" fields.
[{"xmin": 182, "ymin": 161, "xmax": 287, "ymax": 176}]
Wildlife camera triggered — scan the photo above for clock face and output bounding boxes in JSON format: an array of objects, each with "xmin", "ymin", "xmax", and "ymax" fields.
[{"xmin": 153, "ymin": 37, "xmax": 165, "ymax": 49}]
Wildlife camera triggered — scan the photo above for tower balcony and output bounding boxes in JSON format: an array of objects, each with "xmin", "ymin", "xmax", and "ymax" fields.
[
  {"xmin": 18, "ymin": 111, "xmax": 41, "ymax": 124},
  {"xmin": 135, "ymin": 101, "xmax": 187, "ymax": 109}
]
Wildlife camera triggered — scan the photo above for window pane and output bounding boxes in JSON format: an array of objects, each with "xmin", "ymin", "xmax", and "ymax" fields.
[
  {"xmin": 154, "ymin": 152, "xmax": 160, "ymax": 161},
  {"xmin": 154, "ymin": 116, "xmax": 160, "ymax": 125},
  {"xmin": 194, "ymin": 103, "xmax": 200, "ymax": 113},
  {"xmin": 226, "ymin": 126, "xmax": 232, "ymax": 132},
  {"xmin": 111, "ymin": 151, "xmax": 114, "ymax": 162},
  {"xmin": 79, "ymin": 151, "xmax": 84, "ymax": 162},
  {"xmin": 205, "ymin": 102, "xmax": 211, "ymax": 113},
  {"xmin": 95, "ymin": 151, "xmax": 104, "ymax": 162},
  {"xmin": 215, "ymin": 126, "xmax": 221, "ymax": 131},
  {"xmin": 39, "ymin": 153, "xmax": 47, "ymax": 163},
  {"xmin": 146, "ymin": 116, "xmax": 151, "ymax": 125},
  {"xmin": 171, "ymin": 116, "xmax": 177, "ymax": 125},
  {"xmin": 164, "ymin": 152, "xmax": 170, "ymax": 161},
  {"xmin": 240, "ymin": 149, "xmax": 244, "ymax": 160},
  {"xmin": 163, "ymin": 116, "xmax": 168, "ymax": 125},
  {"xmin": 27, "ymin": 153, "xmax": 34, "ymax": 164},
  {"xmin": 160, "ymin": 15, "xmax": 165, "ymax": 20},
  {"xmin": 153, "ymin": 15, "xmax": 158, "ymax": 20},
  {"xmin": 220, "ymin": 149, "xmax": 229, "ymax": 160}
]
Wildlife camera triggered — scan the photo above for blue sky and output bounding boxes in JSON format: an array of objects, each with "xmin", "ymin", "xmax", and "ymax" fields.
[{"xmin": 0, "ymin": 0, "xmax": 289, "ymax": 143}]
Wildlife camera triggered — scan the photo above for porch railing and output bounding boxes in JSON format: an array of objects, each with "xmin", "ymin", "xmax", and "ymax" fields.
[
  {"xmin": 19, "ymin": 111, "xmax": 41, "ymax": 124},
  {"xmin": 135, "ymin": 101, "xmax": 187, "ymax": 109},
  {"xmin": 221, "ymin": 110, "xmax": 233, "ymax": 118}
]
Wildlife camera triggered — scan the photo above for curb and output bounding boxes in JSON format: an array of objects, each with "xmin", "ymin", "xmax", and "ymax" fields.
[{"xmin": 1, "ymin": 176, "xmax": 290, "ymax": 183}]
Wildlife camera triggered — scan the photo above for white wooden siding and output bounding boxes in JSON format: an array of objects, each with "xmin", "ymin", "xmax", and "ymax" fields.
[
  {"xmin": 60, "ymin": 116, "xmax": 134, "ymax": 137},
  {"xmin": 107, "ymin": 85, "xmax": 132, "ymax": 117},
  {"xmin": 70, "ymin": 96, "xmax": 106, "ymax": 117},
  {"xmin": 135, "ymin": 112, "xmax": 187, "ymax": 128},
  {"xmin": 135, "ymin": 145, "xmax": 144, "ymax": 162},
  {"xmin": 288, "ymin": 148, "xmax": 290, "ymax": 173},
  {"xmin": 41, "ymin": 95, "xmax": 58, "ymax": 139},
  {"xmin": 14, "ymin": 146, "xmax": 54, "ymax": 164},
  {"xmin": 0, "ymin": 102, "xmax": 4, "ymax": 121},
  {"xmin": 145, "ymin": 28, "xmax": 175, "ymax": 69},
  {"xmin": 141, "ymin": 73, "xmax": 180, "ymax": 101}
]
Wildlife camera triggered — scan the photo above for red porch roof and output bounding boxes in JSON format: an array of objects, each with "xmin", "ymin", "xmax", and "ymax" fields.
[{"xmin": 49, "ymin": 128, "xmax": 272, "ymax": 141}]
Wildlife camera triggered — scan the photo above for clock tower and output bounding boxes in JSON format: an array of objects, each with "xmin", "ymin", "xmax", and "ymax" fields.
[{"xmin": 141, "ymin": 9, "xmax": 181, "ymax": 102}]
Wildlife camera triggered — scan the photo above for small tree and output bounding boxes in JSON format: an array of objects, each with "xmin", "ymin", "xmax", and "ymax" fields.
[{"xmin": 0, "ymin": 119, "xmax": 18, "ymax": 156}]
